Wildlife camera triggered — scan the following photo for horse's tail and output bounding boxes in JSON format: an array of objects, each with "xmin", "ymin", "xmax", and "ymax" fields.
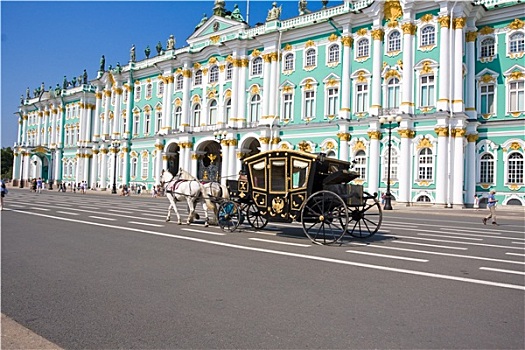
[{"xmin": 221, "ymin": 184, "xmax": 230, "ymax": 200}]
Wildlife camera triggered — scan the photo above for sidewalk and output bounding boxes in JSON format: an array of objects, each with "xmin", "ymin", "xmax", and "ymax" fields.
[{"xmin": 1, "ymin": 314, "xmax": 62, "ymax": 350}]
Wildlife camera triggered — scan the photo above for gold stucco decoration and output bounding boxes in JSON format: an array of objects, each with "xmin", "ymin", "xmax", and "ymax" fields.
[
  {"xmin": 251, "ymin": 49, "xmax": 261, "ymax": 57},
  {"xmin": 402, "ymin": 22, "xmax": 417, "ymax": 35},
  {"xmin": 383, "ymin": 0, "xmax": 403, "ymax": 22},
  {"xmin": 420, "ymin": 14, "xmax": 434, "ymax": 23},
  {"xmin": 421, "ymin": 61, "xmax": 434, "ymax": 74},
  {"xmin": 507, "ymin": 71, "xmax": 524, "ymax": 81},
  {"xmin": 398, "ymin": 129, "xmax": 415, "ymax": 138},
  {"xmin": 298, "ymin": 141, "xmax": 312, "ymax": 152},
  {"xmin": 368, "ymin": 131, "xmax": 382, "ymax": 140},
  {"xmin": 465, "ymin": 31, "xmax": 478, "ymax": 42},
  {"xmin": 356, "ymin": 70, "xmax": 367, "ymax": 83},
  {"xmin": 210, "ymin": 35, "xmax": 220, "ymax": 44},
  {"xmin": 437, "ymin": 16, "xmax": 450, "ymax": 28},
  {"xmin": 417, "ymin": 137, "xmax": 432, "ymax": 150},
  {"xmin": 371, "ymin": 29, "xmax": 385, "ymax": 41},
  {"xmin": 479, "ymin": 26, "xmax": 494, "ymax": 35},
  {"xmin": 352, "ymin": 140, "xmax": 366, "ymax": 152},
  {"xmin": 305, "ymin": 40, "xmax": 316, "ymax": 48},
  {"xmin": 283, "ymin": 43, "xmax": 292, "ymax": 51},
  {"xmin": 337, "ymin": 132, "xmax": 350, "ymax": 141},
  {"xmin": 250, "ymin": 85, "xmax": 260, "ymax": 94},
  {"xmin": 385, "ymin": 69, "xmax": 401, "ymax": 80},
  {"xmin": 328, "ymin": 33, "xmax": 339, "ymax": 42},
  {"xmin": 508, "ymin": 19, "xmax": 525, "ymax": 30},
  {"xmin": 356, "ymin": 28, "xmax": 368, "ymax": 36},
  {"xmin": 453, "ymin": 17, "xmax": 466, "ymax": 29},
  {"xmin": 480, "ymin": 74, "xmax": 496, "ymax": 84},
  {"xmin": 466, "ymin": 134, "xmax": 479, "ymax": 142},
  {"xmin": 510, "ymin": 142, "xmax": 522, "ymax": 150}
]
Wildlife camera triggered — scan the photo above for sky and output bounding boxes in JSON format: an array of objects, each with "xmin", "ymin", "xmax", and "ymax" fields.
[{"xmin": 0, "ymin": 0, "xmax": 334, "ymax": 149}]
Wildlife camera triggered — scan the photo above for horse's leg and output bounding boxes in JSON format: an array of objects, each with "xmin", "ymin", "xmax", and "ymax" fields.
[
  {"xmin": 167, "ymin": 194, "xmax": 182, "ymax": 224},
  {"xmin": 203, "ymin": 202, "xmax": 209, "ymax": 227},
  {"xmin": 186, "ymin": 198, "xmax": 196, "ymax": 225}
]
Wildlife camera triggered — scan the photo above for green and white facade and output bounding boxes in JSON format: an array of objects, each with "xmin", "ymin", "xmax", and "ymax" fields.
[{"xmin": 12, "ymin": 0, "xmax": 525, "ymax": 207}]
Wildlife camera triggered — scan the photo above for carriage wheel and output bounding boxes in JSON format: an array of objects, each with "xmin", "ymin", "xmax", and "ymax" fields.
[
  {"xmin": 217, "ymin": 201, "xmax": 241, "ymax": 232},
  {"xmin": 301, "ymin": 190, "xmax": 348, "ymax": 245},
  {"xmin": 347, "ymin": 192, "xmax": 383, "ymax": 238},
  {"xmin": 246, "ymin": 203, "xmax": 268, "ymax": 230}
]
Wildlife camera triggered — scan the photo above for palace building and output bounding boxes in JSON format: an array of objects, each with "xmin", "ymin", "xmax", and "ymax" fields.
[{"xmin": 12, "ymin": 0, "xmax": 525, "ymax": 207}]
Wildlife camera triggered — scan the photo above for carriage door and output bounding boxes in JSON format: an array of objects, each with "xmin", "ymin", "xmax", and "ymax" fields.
[
  {"xmin": 289, "ymin": 157, "xmax": 311, "ymax": 220},
  {"xmin": 268, "ymin": 158, "xmax": 290, "ymax": 221}
]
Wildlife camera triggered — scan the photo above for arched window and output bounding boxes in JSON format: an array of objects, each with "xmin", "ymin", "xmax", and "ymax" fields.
[
  {"xmin": 133, "ymin": 113, "xmax": 140, "ymax": 135},
  {"xmin": 173, "ymin": 106, "xmax": 182, "ymax": 130},
  {"xmin": 226, "ymin": 63, "xmax": 233, "ymax": 80},
  {"xmin": 420, "ymin": 26, "xmax": 436, "ymax": 47},
  {"xmin": 417, "ymin": 195, "xmax": 431, "ymax": 203},
  {"xmin": 194, "ymin": 70, "xmax": 202, "ymax": 85},
  {"xmin": 209, "ymin": 65, "xmax": 219, "ymax": 83},
  {"xmin": 176, "ymin": 75, "xmax": 183, "ymax": 90},
  {"xmin": 480, "ymin": 153, "xmax": 494, "ymax": 183},
  {"xmin": 209, "ymin": 99, "xmax": 218, "ymax": 125},
  {"xmin": 388, "ymin": 31, "xmax": 401, "ymax": 52},
  {"xmin": 480, "ymin": 38, "xmax": 495, "ymax": 58},
  {"xmin": 305, "ymin": 48, "xmax": 316, "ymax": 67},
  {"xmin": 249, "ymin": 94, "xmax": 261, "ymax": 123},
  {"xmin": 131, "ymin": 157, "xmax": 138, "ymax": 178},
  {"xmin": 507, "ymin": 152, "xmax": 524, "ymax": 184},
  {"xmin": 225, "ymin": 99, "xmax": 232, "ymax": 123},
  {"xmin": 509, "ymin": 32, "xmax": 525, "ymax": 54},
  {"xmin": 144, "ymin": 111, "xmax": 151, "ymax": 134},
  {"xmin": 328, "ymin": 44, "xmax": 340, "ymax": 63},
  {"xmin": 357, "ymin": 39, "xmax": 369, "ymax": 58},
  {"xmin": 134, "ymin": 85, "xmax": 141, "ymax": 100},
  {"xmin": 193, "ymin": 104, "xmax": 201, "ymax": 127},
  {"xmin": 284, "ymin": 53, "xmax": 294, "ymax": 71},
  {"xmin": 141, "ymin": 155, "xmax": 149, "ymax": 178},
  {"xmin": 354, "ymin": 150, "xmax": 367, "ymax": 180},
  {"xmin": 155, "ymin": 110, "xmax": 162, "ymax": 133},
  {"xmin": 418, "ymin": 148, "xmax": 433, "ymax": 180},
  {"xmin": 145, "ymin": 83, "xmax": 153, "ymax": 99},
  {"xmin": 158, "ymin": 81, "xmax": 164, "ymax": 95},
  {"xmin": 386, "ymin": 78, "xmax": 401, "ymax": 108},
  {"xmin": 251, "ymin": 57, "xmax": 263, "ymax": 76}
]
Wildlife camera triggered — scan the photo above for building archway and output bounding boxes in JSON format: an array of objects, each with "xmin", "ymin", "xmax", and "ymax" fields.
[
  {"xmin": 165, "ymin": 142, "xmax": 180, "ymax": 175},
  {"xmin": 196, "ymin": 140, "xmax": 222, "ymax": 181}
]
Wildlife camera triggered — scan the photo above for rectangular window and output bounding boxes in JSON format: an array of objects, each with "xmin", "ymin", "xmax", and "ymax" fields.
[
  {"xmin": 327, "ymin": 88, "xmax": 339, "ymax": 116},
  {"xmin": 133, "ymin": 114, "xmax": 140, "ymax": 134},
  {"xmin": 480, "ymin": 157, "xmax": 494, "ymax": 183},
  {"xmin": 283, "ymin": 93, "xmax": 293, "ymax": 120},
  {"xmin": 144, "ymin": 112, "xmax": 151, "ymax": 134},
  {"xmin": 420, "ymin": 75, "xmax": 435, "ymax": 107},
  {"xmin": 509, "ymin": 81, "xmax": 525, "ymax": 112},
  {"xmin": 304, "ymin": 91, "xmax": 315, "ymax": 119},
  {"xmin": 141, "ymin": 157, "xmax": 149, "ymax": 178},
  {"xmin": 356, "ymin": 83, "xmax": 368, "ymax": 113},
  {"xmin": 480, "ymin": 84, "xmax": 495, "ymax": 114}
]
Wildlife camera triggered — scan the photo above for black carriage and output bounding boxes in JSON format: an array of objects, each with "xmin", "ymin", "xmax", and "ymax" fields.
[{"xmin": 218, "ymin": 149, "xmax": 383, "ymax": 245}]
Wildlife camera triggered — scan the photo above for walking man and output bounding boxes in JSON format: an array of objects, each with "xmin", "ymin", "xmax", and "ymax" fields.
[{"xmin": 483, "ymin": 190, "xmax": 498, "ymax": 225}]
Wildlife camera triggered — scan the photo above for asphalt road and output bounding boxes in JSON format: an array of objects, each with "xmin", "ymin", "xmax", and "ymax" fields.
[{"xmin": 2, "ymin": 188, "xmax": 524, "ymax": 349}]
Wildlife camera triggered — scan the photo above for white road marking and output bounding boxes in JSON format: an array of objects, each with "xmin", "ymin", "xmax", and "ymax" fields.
[
  {"xmin": 249, "ymin": 238, "xmax": 311, "ymax": 247},
  {"xmin": 182, "ymin": 228, "xmax": 225, "ymax": 236},
  {"xmin": 128, "ymin": 221, "xmax": 164, "ymax": 227},
  {"xmin": 346, "ymin": 250, "xmax": 428, "ymax": 262},
  {"xmin": 392, "ymin": 241, "xmax": 468, "ymax": 250},
  {"xmin": 480, "ymin": 267, "xmax": 525, "ymax": 275},
  {"xmin": 386, "ymin": 234, "xmax": 525, "ymax": 250},
  {"xmin": 32, "ymin": 207, "xmax": 50, "ymax": 211},
  {"xmin": 89, "ymin": 216, "xmax": 116, "ymax": 221},
  {"xmin": 512, "ymin": 242, "xmax": 525, "ymax": 245},
  {"xmin": 506, "ymin": 252, "xmax": 525, "ymax": 257},
  {"xmin": 348, "ymin": 243, "xmax": 525, "ymax": 265},
  {"xmin": 417, "ymin": 233, "xmax": 483, "ymax": 241},
  {"xmin": 8, "ymin": 209, "xmax": 525, "ymax": 291},
  {"xmin": 56, "ymin": 211, "xmax": 79, "ymax": 215}
]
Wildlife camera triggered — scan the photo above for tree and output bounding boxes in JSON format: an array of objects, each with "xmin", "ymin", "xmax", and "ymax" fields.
[{"xmin": 1, "ymin": 147, "xmax": 14, "ymax": 180}]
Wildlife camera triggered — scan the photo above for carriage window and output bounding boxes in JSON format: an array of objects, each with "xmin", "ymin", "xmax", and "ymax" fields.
[
  {"xmin": 250, "ymin": 160, "xmax": 266, "ymax": 190},
  {"xmin": 292, "ymin": 159, "xmax": 310, "ymax": 189},
  {"xmin": 270, "ymin": 160, "xmax": 286, "ymax": 192}
]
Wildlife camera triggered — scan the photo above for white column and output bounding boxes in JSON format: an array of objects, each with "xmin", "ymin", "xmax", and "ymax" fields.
[
  {"xmin": 262, "ymin": 53, "xmax": 271, "ymax": 118},
  {"xmin": 452, "ymin": 129, "xmax": 465, "ymax": 206},
  {"xmin": 453, "ymin": 17, "xmax": 465, "ymax": 112},
  {"xmin": 228, "ymin": 140, "xmax": 237, "ymax": 182},
  {"xmin": 155, "ymin": 143, "xmax": 163, "ymax": 185},
  {"xmin": 93, "ymin": 89, "xmax": 103, "ymax": 141},
  {"xmin": 465, "ymin": 133, "xmax": 477, "ymax": 206},
  {"xmin": 231, "ymin": 58, "xmax": 240, "ymax": 126},
  {"xmin": 37, "ymin": 110, "xmax": 43, "ymax": 145},
  {"xmin": 181, "ymin": 67, "xmax": 192, "ymax": 130},
  {"xmin": 367, "ymin": 131, "xmax": 381, "ymax": 195},
  {"xmin": 43, "ymin": 109, "xmax": 50, "ymax": 145},
  {"xmin": 465, "ymin": 31, "xmax": 477, "ymax": 119},
  {"xmin": 397, "ymin": 129, "xmax": 413, "ymax": 204},
  {"xmin": 190, "ymin": 153, "xmax": 198, "ymax": 178},
  {"xmin": 268, "ymin": 52, "xmax": 278, "ymax": 118},
  {"xmin": 75, "ymin": 153, "xmax": 81, "ymax": 184},
  {"xmin": 102, "ymin": 87, "xmax": 111, "ymax": 140},
  {"xmin": 85, "ymin": 104, "xmax": 93, "ymax": 144},
  {"xmin": 434, "ymin": 127, "xmax": 449, "ymax": 205},
  {"xmin": 237, "ymin": 58, "xmax": 248, "ymax": 127},
  {"xmin": 122, "ymin": 142, "xmax": 129, "ymax": 186},
  {"xmin": 437, "ymin": 16, "xmax": 450, "ymax": 111},
  {"xmin": 163, "ymin": 76, "xmax": 174, "ymax": 133},
  {"xmin": 55, "ymin": 149, "xmax": 62, "ymax": 184},
  {"xmin": 338, "ymin": 132, "xmax": 350, "ymax": 161},
  {"xmin": 51, "ymin": 108, "xmax": 57, "ymax": 146},
  {"xmin": 112, "ymin": 85, "xmax": 122, "ymax": 138},
  {"xmin": 57, "ymin": 106, "xmax": 65, "ymax": 148},
  {"xmin": 13, "ymin": 152, "xmax": 21, "ymax": 182},
  {"xmin": 22, "ymin": 115, "xmax": 28, "ymax": 145},
  {"xmin": 221, "ymin": 140, "xmax": 229, "ymax": 185},
  {"xmin": 339, "ymin": 35, "xmax": 352, "ymax": 120},
  {"xmin": 259, "ymin": 136, "xmax": 270, "ymax": 152},
  {"xmin": 370, "ymin": 28, "xmax": 384, "ymax": 116},
  {"xmin": 100, "ymin": 148, "xmax": 108, "ymax": 190},
  {"xmin": 90, "ymin": 148, "xmax": 99, "ymax": 189},
  {"xmin": 401, "ymin": 22, "xmax": 415, "ymax": 114},
  {"xmin": 124, "ymin": 84, "xmax": 133, "ymax": 137},
  {"xmin": 83, "ymin": 154, "xmax": 90, "ymax": 183}
]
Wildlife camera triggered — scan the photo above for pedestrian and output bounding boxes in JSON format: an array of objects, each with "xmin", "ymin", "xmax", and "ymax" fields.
[
  {"xmin": 473, "ymin": 194, "xmax": 480, "ymax": 211},
  {"xmin": 483, "ymin": 190, "xmax": 498, "ymax": 225},
  {"xmin": 152, "ymin": 186, "xmax": 158, "ymax": 198},
  {"xmin": 0, "ymin": 179, "xmax": 8, "ymax": 210},
  {"xmin": 31, "ymin": 178, "xmax": 37, "ymax": 193},
  {"xmin": 36, "ymin": 177, "xmax": 43, "ymax": 194}
]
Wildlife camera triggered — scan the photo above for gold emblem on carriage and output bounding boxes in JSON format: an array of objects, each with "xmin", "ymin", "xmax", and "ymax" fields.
[{"xmin": 272, "ymin": 197, "xmax": 285, "ymax": 214}]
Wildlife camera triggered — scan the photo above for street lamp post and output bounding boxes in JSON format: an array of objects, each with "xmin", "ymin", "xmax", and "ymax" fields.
[
  {"xmin": 379, "ymin": 115, "xmax": 402, "ymax": 210},
  {"xmin": 19, "ymin": 152, "xmax": 25, "ymax": 188},
  {"xmin": 111, "ymin": 140, "xmax": 120, "ymax": 194}
]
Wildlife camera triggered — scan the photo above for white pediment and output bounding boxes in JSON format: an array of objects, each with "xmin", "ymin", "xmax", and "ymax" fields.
[{"xmin": 187, "ymin": 15, "xmax": 248, "ymax": 48}]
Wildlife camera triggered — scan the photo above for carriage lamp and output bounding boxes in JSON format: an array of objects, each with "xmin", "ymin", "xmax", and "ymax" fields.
[
  {"xmin": 379, "ymin": 115, "xmax": 402, "ymax": 210},
  {"xmin": 214, "ymin": 130, "xmax": 228, "ymax": 141},
  {"xmin": 111, "ymin": 140, "xmax": 121, "ymax": 194}
]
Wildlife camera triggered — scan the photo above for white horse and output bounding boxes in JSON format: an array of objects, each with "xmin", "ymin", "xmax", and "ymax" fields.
[
  {"xmin": 160, "ymin": 169, "xmax": 202, "ymax": 225},
  {"xmin": 201, "ymin": 181, "xmax": 230, "ymax": 227}
]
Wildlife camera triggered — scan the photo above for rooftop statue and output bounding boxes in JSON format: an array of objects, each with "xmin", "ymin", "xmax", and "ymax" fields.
[
  {"xmin": 72, "ymin": 76, "xmax": 77, "ymax": 87},
  {"xmin": 83, "ymin": 69, "xmax": 88, "ymax": 84},
  {"xmin": 63, "ymin": 76, "xmax": 68, "ymax": 89},
  {"xmin": 20, "ymin": 94, "xmax": 24, "ymax": 105},
  {"xmin": 55, "ymin": 84, "xmax": 61, "ymax": 96},
  {"xmin": 145, "ymin": 46, "xmax": 151, "ymax": 59},
  {"xmin": 100, "ymin": 55, "xmax": 105, "ymax": 71},
  {"xmin": 156, "ymin": 41, "xmax": 163, "ymax": 55},
  {"xmin": 115, "ymin": 62, "xmax": 122, "ymax": 74},
  {"xmin": 213, "ymin": 0, "xmax": 226, "ymax": 17},
  {"xmin": 266, "ymin": 2, "xmax": 282, "ymax": 21},
  {"xmin": 26, "ymin": 87, "xmax": 30, "ymax": 99},
  {"xmin": 230, "ymin": 4, "xmax": 244, "ymax": 22},
  {"xmin": 130, "ymin": 44, "xmax": 136, "ymax": 62},
  {"xmin": 195, "ymin": 13, "xmax": 208, "ymax": 31},
  {"xmin": 299, "ymin": 0, "xmax": 310, "ymax": 15},
  {"xmin": 167, "ymin": 35, "xmax": 175, "ymax": 50}
]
